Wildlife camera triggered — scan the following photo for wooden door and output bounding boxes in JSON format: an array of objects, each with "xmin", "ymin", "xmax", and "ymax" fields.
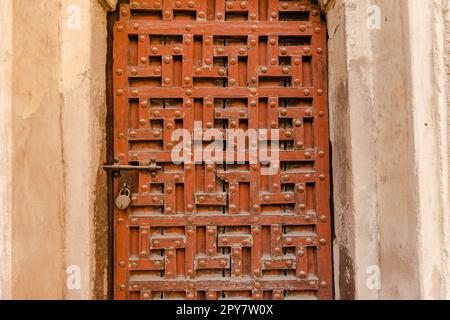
[{"xmin": 112, "ymin": 0, "xmax": 332, "ymax": 300}]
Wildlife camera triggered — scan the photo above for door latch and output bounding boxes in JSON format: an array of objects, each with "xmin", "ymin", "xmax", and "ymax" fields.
[{"xmin": 103, "ymin": 159, "xmax": 162, "ymax": 173}]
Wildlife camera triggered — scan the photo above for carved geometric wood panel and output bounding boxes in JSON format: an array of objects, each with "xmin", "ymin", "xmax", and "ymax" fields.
[{"xmin": 113, "ymin": 0, "xmax": 332, "ymax": 300}]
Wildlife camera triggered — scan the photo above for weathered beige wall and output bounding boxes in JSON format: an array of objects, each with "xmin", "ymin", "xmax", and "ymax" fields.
[
  {"xmin": 0, "ymin": 0, "xmax": 13, "ymax": 301},
  {"xmin": 447, "ymin": 2, "xmax": 450, "ymax": 211},
  {"xmin": 0, "ymin": 0, "xmax": 114, "ymax": 299},
  {"xmin": 409, "ymin": 0, "xmax": 450, "ymax": 299},
  {"xmin": 370, "ymin": 0, "xmax": 420, "ymax": 299},
  {"xmin": 60, "ymin": 0, "xmax": 110, "ymax": 300},
  {"xmin": 444, "ymin": 0, "xmax": 450, "ymax": 297},
  {"xmin": 11, "ymin": 0, "xmax": 66, "ymax": 299},
  {"xmin": 327, "ymin": 0, "xmax": 450, "ymax": 300}
]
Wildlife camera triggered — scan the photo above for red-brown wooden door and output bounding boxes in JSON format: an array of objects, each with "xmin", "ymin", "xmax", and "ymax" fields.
[{"xmin": 112, "ymin": 0, "xmax": 332, "ymax": 300}]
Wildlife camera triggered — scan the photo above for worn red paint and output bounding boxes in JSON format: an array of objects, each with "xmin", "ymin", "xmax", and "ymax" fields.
[{"xmin": 113, "ymin": 0, "xmax": 332, "ymax": 300}]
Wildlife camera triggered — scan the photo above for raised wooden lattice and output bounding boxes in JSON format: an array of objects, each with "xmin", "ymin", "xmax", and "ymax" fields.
[{"xmin": 113, "ymin": 0, "xmax": 332, "ymax": 300}]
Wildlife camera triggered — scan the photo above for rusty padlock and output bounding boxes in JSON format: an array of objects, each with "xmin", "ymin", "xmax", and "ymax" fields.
[{"xmin": 116, "ymin": 186, "xmax": 131, "ymax": 210}]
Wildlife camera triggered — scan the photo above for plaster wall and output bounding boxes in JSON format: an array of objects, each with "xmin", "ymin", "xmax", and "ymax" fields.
[
  {"xmin": 0, "ymin": 0, "xmax": 13, "ymax": 301},
  {"xmin": 326, "ymin": 0, "xmax": 450, "ymax": 299},
  {"xmin": 0, "ymin": 0, "xmax": 114, "ymax": 299}
]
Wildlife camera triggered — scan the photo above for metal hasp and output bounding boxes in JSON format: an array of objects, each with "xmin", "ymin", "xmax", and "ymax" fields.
[{"xmin": 112, "ymin": 0, "xmax": 332, "ymax": 300}]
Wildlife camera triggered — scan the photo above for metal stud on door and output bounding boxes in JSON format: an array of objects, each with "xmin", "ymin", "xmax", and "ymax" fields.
[{"xmin": 113, "ymin": 0, "xmax": 332, "ymax": 300}]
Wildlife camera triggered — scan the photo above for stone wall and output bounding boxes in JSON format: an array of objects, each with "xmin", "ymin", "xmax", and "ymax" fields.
[
  {"xmin": 327, "ymin": 0, "xmax": 450, "ymax": 299},
  {"xmin": 0, "ymin": 0, "xmax": 115, "ymax": 299}
]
